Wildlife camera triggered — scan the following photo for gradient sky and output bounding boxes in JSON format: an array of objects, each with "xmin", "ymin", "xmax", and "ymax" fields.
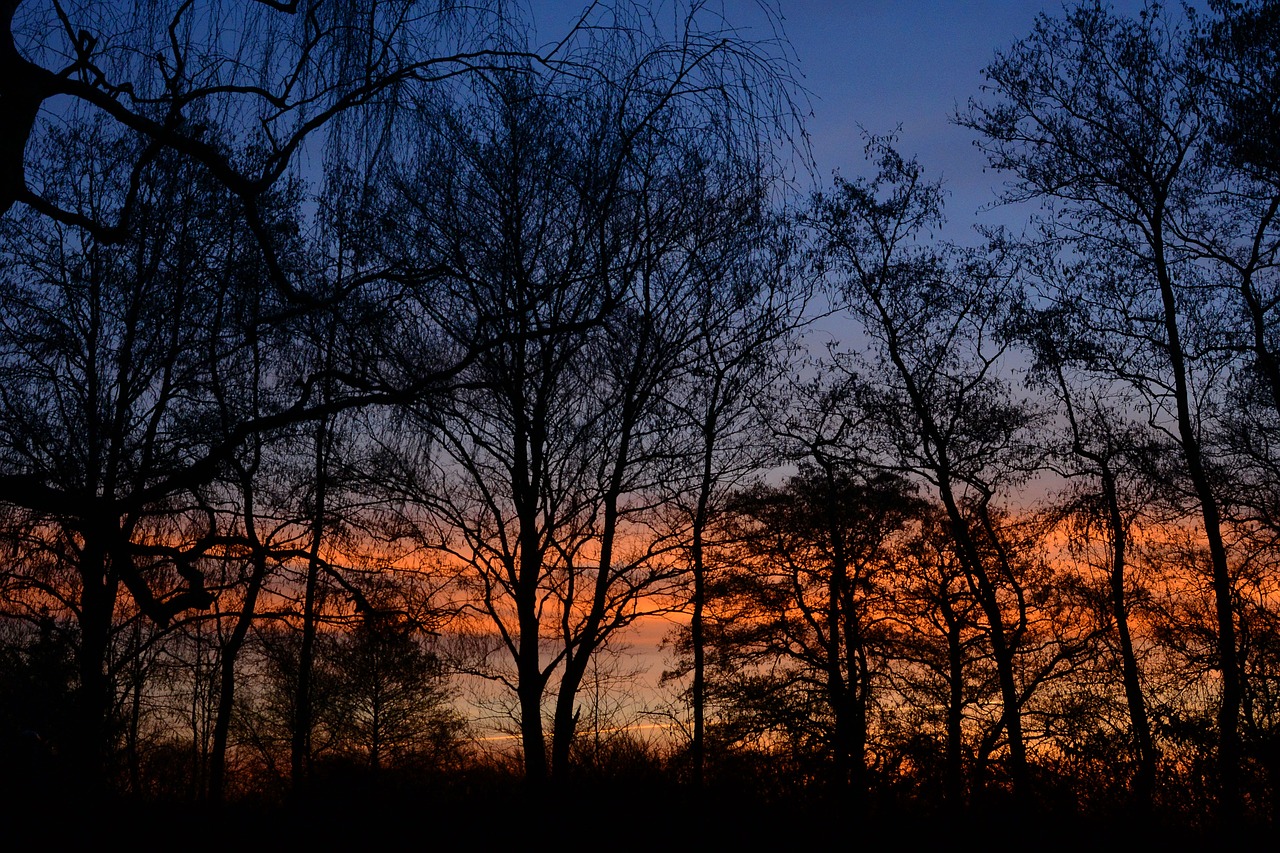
[
  {"xmin": 779, "ymin": 0, "xmax": 1178, "ymax": 238},
  {"xmin": 532, "ymin": 1, "xmax": 1179, "ymax": 241}
]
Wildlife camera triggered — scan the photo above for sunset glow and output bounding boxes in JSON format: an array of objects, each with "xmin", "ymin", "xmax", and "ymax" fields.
[{"xmin": 0, "ymin": 0, "xmax": 1275, "ymax": 841}]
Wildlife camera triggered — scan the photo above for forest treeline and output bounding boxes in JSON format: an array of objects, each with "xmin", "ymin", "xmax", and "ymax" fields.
[{"xmin": 1, "ymin": 0, "xmax": 1278, "ymax": 832}]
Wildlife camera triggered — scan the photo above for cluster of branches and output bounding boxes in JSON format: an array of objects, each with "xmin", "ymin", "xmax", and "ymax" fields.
[
  {"xmin": 2, "ymin": 0, "xmax": 1280, "ymax": 832},
  {"xmin": 0, "ymin": 0, "xmax": 805, "ymax": 802},
  {"xmin": 670, "ymin": 0, "xmax": 1280, "ymax": 826}
]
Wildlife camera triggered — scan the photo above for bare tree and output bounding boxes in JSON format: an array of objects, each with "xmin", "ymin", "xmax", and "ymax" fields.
[
  {"xmin": 1, "ymin": 0, "xmax": 555, "ymax": 293},
  {"xmin": 807, "ymin": 137, "xmax": 1045, "ymax": 803},
  {"xmin": 959, "ymin": 1, "xmax": 1271, "ymax": 816},
  {"xmin": 0, "ymin": 118, "xmax": 267, "ymax": 788},
  {"xmin": 363, "ymin": 4, "xmax": 802, "ymax": 783},
  {"xmin": 713, "ymin": 459, "xmax": 923, "ymax": 811},
  {"xmin": 650, "ymin": 169, "xmax": 807, "ymax": 789},
  {"xmin": 1018, "ymin": 299, "xmax": 1169, "ymax": 813}
]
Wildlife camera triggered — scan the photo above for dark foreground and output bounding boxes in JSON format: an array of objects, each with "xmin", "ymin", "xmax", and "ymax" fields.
[{"xmin": 0, "ymin": 779, "xmax": 1246, "ymax": 852}]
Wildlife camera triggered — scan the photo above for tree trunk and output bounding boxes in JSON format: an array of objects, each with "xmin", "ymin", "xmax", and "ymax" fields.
[
  {"xmin": 516, "ymin": 527, "xmax": 549, "ymax": 784},
  {"xmin": 292, "ymin": 418, "xmax": 330, "ymax": 792},
  {"xmin": 1152, "ymin": 240, "xmax": 1241, "ymax": 820},
  {"xmin": 1098, "ymin": 464, "xmax": 1157, "ymax": 812},
  {"xmin": 209, "ymin": 475, "xmax": 270, "ymax": 803},
  {"xmin": 516, "ymin": 642, "xmax": 548, "ymax": 783},
  {"xmin": 74, "ymin": 531, "xmax": 117, "ymax": 797},
  {"xmin": 945, "ymin": 607, "xmax": 966, "ymax": 811},
  {"xmin": 688, "ymin": 393, "xmax": 721, "ymax": 789}
]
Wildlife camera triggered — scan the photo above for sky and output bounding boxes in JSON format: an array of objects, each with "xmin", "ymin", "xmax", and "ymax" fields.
[
  {"xmin": 517, "ymin": 1, "xmax": 1185, "ymax": 686},
  {"xmin": 530, "ymin": 0, "xmax": 1167, "ymax": 241},
  {"xmin": 776, "ymin": 0, "xmax": 1201, "ymax": 240}
]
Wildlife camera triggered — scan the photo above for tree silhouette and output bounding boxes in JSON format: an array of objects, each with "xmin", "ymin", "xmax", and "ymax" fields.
[
  {"xmin": 0, "ymin": 0, "xmax": 556, "ymax": 293},
  {"xmin": 809, "ymin": 137, "xmax": 1043, "ymax": 803},
  {"xmin": 355, "ymin": 5, "xmax": 801, "ymax": 783},
  {"xmin": 712, "ymin": 463, "xmax": 923, "ymax": 810},
  {"xmin": 960, "ymin": 0, "xmax": 1280, "ymax": 817},
  {"xmin": 327, "ymin": 609, "xmax": 463, "ymax": 775}
]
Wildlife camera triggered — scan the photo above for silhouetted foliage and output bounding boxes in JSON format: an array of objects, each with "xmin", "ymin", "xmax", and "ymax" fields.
[
  {"xmin": 2, "ymin": 0, "xmax": 1279, "ymax": 833},
  {"xmin": 688, "ymin": 465, "xmax": 923, "ymax": 808},
  {"xmin": 0, "ymin": 613, "xmax": 75, "ymax": 800}
]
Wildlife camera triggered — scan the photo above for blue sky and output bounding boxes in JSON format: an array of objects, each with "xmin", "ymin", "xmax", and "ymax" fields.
[
  {"xmin": 531, "ymin": 1, "xmax": 1176, "ymax": 240},
  {"xmin": 779, "ymin": 1, "xmax": 1175, "ymax": 236}
]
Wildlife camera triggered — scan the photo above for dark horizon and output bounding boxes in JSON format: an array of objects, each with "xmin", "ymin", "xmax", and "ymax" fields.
[{"xmin": 0, "ymin": 0, "xmax": 1275, "ymax": 836}]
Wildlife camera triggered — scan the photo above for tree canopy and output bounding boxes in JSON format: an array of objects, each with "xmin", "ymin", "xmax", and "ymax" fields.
[{"xmin": 2, "ymin": 0, "xmax": 1278, "ymax": 838}]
